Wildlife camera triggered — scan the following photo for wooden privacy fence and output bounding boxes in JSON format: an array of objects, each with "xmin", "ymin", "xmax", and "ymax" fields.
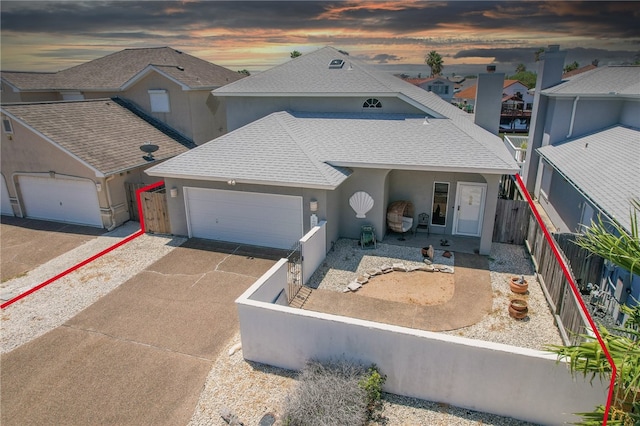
[
  {"xmin": 525, "ymin": 214, "xmax": 592, "ymax": 345},
  {"xmin": 125, "ymin": 182, "xmax": 170, "ymax": 234}
]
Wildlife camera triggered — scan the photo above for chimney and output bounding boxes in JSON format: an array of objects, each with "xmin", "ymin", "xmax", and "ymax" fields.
[
  {"xmin": 522, "ymin": 45, "xmax": 568, "ymax": 193},
  {"xmin": 474, "ymin": 66, "xmax": 504, "ymax": 135},
  {"xmin": 535, "ymin": 44, "xmax": 567, "ymax": 91}
]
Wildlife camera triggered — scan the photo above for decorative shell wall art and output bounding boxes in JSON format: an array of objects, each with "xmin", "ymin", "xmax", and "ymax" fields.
[{"xmin": 349, "ymin": 191, "xmax": 374, "ymax": 218}]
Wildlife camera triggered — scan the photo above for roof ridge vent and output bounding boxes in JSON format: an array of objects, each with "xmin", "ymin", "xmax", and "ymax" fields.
[{"xmin": 329, "ymin": 59, "xmax": 345, "ymax": 69}]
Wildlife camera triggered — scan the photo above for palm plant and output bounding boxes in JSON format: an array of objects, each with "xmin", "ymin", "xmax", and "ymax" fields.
[
  {"xmin": 425, "ymin": 50, "xmax": 443, "ymax": 77},
  {"xmin": 548, "ymin": 199, "xmax": 640, "ymax": 425},
  {"xmin": 575, "ymin": 199, "xmax": 640, "ymax": 276}
]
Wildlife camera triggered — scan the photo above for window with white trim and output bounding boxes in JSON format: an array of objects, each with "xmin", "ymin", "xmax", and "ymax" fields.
[
  {"xmin": 431, "ymin": 182, "xmax": 449, "ymax": 226},
  {"xmin": 2, "ymin": 116, "xmax": 13, "ymax": 134},
  {"xmin": 362, "ymin": 98, "xmax": 382, "ymax": 109},
  {"xmin": 148, "ymin": 89, "xmax": 170, "ymax": 113}
]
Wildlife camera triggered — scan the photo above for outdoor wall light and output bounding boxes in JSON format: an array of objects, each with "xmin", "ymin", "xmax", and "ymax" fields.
[
  {"xmin": 310, "ymin": 200, "xmax": 318, "ymax": 212},
  {"xmin": 170, "ymin": 187, "xmax": 178, "ymax": 198},
  {"xmin": 96, "ymin": 183, "xmax": 102, "ymax": 192},
  {"xmin": 227, "ymin": 179, "xmax": 236, "ymax": 186}
]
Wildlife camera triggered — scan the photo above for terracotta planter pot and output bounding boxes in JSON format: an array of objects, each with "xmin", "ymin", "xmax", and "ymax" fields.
[
  {"xmin": 509, "ymin": 304, "xmax": 529, "ymax": 319},
  {"xmin": 510, "ymin": 298, "xmax": 528, "ymax": 312},
  {"xmin": 510, "ymin": 277, "xmax": 528, "ymax": 294}
]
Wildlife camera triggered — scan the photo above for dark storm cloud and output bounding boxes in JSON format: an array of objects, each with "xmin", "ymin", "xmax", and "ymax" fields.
[
  {"xmin": 455, "ymin": 47, "xmax": 640, "ymax": 65},
  {"xmin": 1, "ymin": 1, "xmax": 638, "ymax": 41},
  {"xmin": 363, "ymin": 53, "xmax": 404, "ymax": 64}
]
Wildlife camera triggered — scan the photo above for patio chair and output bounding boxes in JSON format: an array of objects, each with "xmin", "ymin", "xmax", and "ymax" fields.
[
  {"xmin": 414, "ymin": 213, "xmax": 430, "ymax": 236},
  {"xmin": 360, "ymin": 225, "xmax": 377, "ymax": 250}
]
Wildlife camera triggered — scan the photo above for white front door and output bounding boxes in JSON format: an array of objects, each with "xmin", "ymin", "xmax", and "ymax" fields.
[{"xmin": 453, "ymin": 182, "xmax": 487, "ymax": 237}]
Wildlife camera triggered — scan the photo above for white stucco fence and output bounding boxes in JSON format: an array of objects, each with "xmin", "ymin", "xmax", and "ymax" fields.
[{"xmin": 237, "ymin": 257, "xmax": 608, "ymax": 426}]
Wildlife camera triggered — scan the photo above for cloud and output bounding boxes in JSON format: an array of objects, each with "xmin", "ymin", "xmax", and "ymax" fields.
[
  {"xmin": 360, "ymin": 53, "xmax": 404, "ymax": 64},
  {"xmin": 1, "ymin": 1, "xmax": 638, "ymax": 72}
]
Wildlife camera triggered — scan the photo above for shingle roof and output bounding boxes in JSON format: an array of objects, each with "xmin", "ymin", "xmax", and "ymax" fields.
[
  {"xmin": 213, "ymin": 46, "xmax": 468, "ymax": 120},
  {"xmin": 2, "ymin": 98, "xmax": 194, "ymax": 176},
  {"xmin": 146, "ymin": 111, "xmax": 519, "ymax": 188},
  {"xmin": 536, "ymin": 125, "xmax": 640, "ymax": 233},
  {"xmin": 1, "ymin": 47, "xmax": 243, "ymax": 91},
  {"xmin": 562, "ymin": 64, "xmax": 597, "ymax": 79},
  {"xmin": 542, "ymin": 66, "xmax": 640, "ymax": 97}
]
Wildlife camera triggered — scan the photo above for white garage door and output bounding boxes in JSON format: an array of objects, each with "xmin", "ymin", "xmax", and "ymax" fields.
[
  {"xmin": 185, "ymin": 187, "xmax": 303, "ymax": 249},
  {"xmin": 18, "ymin": 175, "xmax": 103, "ymax": 227},
  {"xmin": 1, "ymin": 174, "xmax": 13, "ymax": 216}
]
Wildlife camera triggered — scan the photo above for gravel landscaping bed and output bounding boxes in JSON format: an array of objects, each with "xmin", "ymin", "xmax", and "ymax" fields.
[{"xmin": 190, "ymin": 241, "xmax": 560, "ymax": 425}]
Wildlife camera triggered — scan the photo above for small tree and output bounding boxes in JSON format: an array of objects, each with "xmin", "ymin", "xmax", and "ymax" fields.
[
  {"xmin": 564, "ymin": 61, "xmax": 580, "ymax": 73},
  {"xmin": 237, "ymin": 69, "xmax": 250, "ymax": 76},
  {"xmin": 290, "ymin": 50, "xmax": 302, "ymax": 59},
  {"xmin": 425, "ymin": 50, "xmax": 443, "ymax": 77},
  {"xmin": 515, "ymin": 63, "xmax": 527, "ymax": 73}
]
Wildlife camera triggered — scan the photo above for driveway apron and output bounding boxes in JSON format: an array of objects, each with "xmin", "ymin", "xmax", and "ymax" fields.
[
  {"xmin": 1, "ymin": 239, "xmax": 279, "ymax": 425},
  {"xmin": 1, "ymin": 216, "xmax": 105, "ymax": 283}
]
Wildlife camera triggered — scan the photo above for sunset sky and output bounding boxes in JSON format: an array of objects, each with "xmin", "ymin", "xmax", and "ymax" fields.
[{"xmin": 1, "ymin": 1, "xmax": 638, "ymax": 76}]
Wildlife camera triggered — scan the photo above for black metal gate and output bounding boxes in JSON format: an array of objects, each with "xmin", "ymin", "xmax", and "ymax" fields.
[{"xmin": 286, "ymin": 241, "xmax": 303, "ymax": 304}]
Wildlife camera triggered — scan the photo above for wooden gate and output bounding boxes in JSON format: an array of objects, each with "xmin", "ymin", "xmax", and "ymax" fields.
[
  {"xmin": 125, "ymin": 182, "xmax": 170, "ymax": 234},
  {"xmin": 493, "ymin": 198, "xmax": 530, "ymax": 244}
]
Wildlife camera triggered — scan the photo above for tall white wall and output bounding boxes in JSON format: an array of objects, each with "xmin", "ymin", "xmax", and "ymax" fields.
[{"xmin": 237, "ymin": 281, "xmax": 608, "ymax": 426}]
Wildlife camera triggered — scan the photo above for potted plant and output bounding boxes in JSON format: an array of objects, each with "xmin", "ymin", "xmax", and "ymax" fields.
[{"xmin": 510, "ymin": 275, "xmax": 528, "ymax": 294}]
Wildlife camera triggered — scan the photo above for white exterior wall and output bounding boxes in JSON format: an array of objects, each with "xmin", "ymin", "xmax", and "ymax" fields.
[{"xmin": 237, "ymin": 274, "xmax": 607, "ymax": 426}]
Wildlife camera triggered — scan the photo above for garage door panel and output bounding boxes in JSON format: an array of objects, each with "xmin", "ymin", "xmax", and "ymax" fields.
[
  {"xmin": 1, "ymin": 174, "xmax": 13, "ymax": 216},
  {"xmin": 185, "ymin": 188, "xmax": 302, "ymax": 249},
  {"xmin": 18, "ymin": 176, "xmax": 102, "ymax": 227}
]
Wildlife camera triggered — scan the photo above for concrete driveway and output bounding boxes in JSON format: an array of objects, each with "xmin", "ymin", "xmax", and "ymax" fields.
[
  {"xmin": 1, "ymin": 216, "xmax": 105, "ymax": 282},
  {"xmin": 1, "ymin": 239, "xmax": 283, "ymax": 425}
]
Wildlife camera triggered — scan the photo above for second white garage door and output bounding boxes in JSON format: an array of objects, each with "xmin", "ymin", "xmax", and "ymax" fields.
[
  {"xmin": 185, "ymin": 188, "xmax": 303, "ymax": 249},
  {"xmin": 18, "ymin": 175, "xmax": 103, "ymax": 227}
]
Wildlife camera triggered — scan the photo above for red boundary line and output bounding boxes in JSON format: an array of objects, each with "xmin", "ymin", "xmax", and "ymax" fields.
[
  {"xmin": 515, "ymin": 174, "xmax": 615, "ymax": 424},
  {"xmin": 1, "ymin": 181, "xmax": 165, "ymax": 309}
]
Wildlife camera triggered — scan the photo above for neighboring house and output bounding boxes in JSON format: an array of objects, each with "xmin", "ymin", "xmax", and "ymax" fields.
[
  {"xmin": 454, "ymin": 79, "xmax": 534, "ymax": 132},
  {"xmin": 522, "ymin": 45, "xmax": 640, "ymax": 320},
  {"xmin": 146, "ymin": 47, "xmax": 519, "ymax": 255},
  {"xmin": 0, "ymin": 98, "xmax": 195, "ymax": 228},
  {"xmin": 1, "ymin": 47, "xmax": 244, "ymax": 145},
  {"xmin": 403, "ymin": 76, "xmax": 455, "ymax": 103}
]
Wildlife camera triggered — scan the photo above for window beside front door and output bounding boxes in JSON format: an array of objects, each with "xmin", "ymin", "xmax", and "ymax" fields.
[{"xmin": 431, "ymin": 182, "xmax": 449, "ymax": 226}]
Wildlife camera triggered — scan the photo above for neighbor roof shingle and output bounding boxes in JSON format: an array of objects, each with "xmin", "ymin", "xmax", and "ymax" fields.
[
  {"xmin": 2, "ymin": 98, "xmax": 194, "ymax": 176},
  {"xmin": 2, "ymin": 47, "xmax": 243, "ymax": 91},
  {"xmin": 537, "ymin": 125, "xmax": 640, "ymax": 233},
  {"xmin": 542, "ymin": 66, "xmax": 640, "ymax": 97}
]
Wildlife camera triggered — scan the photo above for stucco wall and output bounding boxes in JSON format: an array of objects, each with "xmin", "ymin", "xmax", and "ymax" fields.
[
  {"xmin": 162, "ymin": 177, "xmax": 328, "ymax": 238},
  {"xmin": 546, "ymin": 170, "xmax": 586, "ymax": 233},
  {"xmin": 120, "ymin": 71, "xmax": 193, "ymax": 140},
  {"xmin": 224, "ymin": 96, "xmax": 426, "ymax": 131},
  {"xmin": 620, "ymin": 99, "xmax": 640, "ymax": 127},
  {"xmin": 338, "ymin": 168, "xmax": 390, "ymax": 241},
  {"xmin": 237, "ymin": 278, "xmax": 607, "ymax": 425}
]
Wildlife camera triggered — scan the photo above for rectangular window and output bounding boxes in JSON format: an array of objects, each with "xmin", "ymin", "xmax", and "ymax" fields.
[
  {"xmin": 2, "ymin": 117, "xmax": 13, "ymax": 134},
  {"xmin": 61, "ymin": 91, "xmax": 84, "ymax": 101},
  {"xmin": 148, "ymin": 89, "xmax": 170, "ymax": 113},
  {"xmin": 431, "ymin": 182, "xmax": 449, "ymax": 226}
]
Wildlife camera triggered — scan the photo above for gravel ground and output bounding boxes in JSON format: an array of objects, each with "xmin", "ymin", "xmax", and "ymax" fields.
[
  {"xmin": 190, "ymin": 240, "xmax": 560, "ymax": 426},
  {"xmin": 2, "ymin": 230, "xmax": 559, "ymax": 425},
  {"xmin": 0, "ymin": 224, "xmax": 186, "ymax": 354}
]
